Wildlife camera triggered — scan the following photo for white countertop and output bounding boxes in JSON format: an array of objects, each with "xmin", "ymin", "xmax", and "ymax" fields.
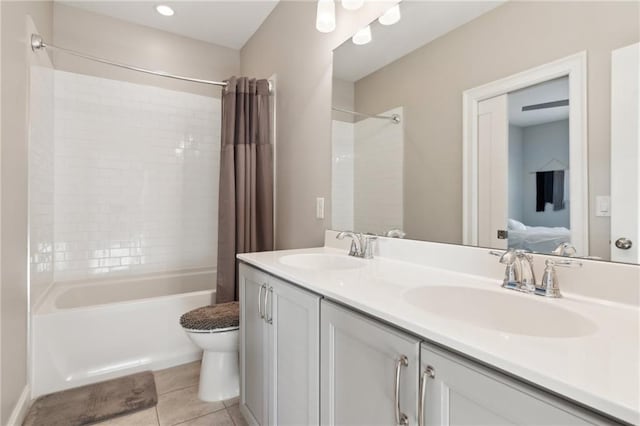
[{"xmin": 238, "ymin": 246, "xmax": 640, "ymax": 425}]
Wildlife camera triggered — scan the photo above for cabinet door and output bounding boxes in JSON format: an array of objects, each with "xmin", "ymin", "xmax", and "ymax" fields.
[
  {"xmin": 268, "ymin": 277, "xmax": 320, "ymax": 426},
  {"xmin": 321, "ymin": 301, "xmax": 420, "ymax": 426},
  {"xmin": 239, "ymin": 264, "xmax": 269, "ymax": 426},
  {"xmin": 419, "ymin": 344, "xmax": 611, "ymax": 425}
]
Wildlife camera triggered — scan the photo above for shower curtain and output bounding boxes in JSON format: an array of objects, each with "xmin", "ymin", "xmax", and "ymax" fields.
[{"xmin": 216, "ymin": 77, "xmax": 274, "ymax": 303}]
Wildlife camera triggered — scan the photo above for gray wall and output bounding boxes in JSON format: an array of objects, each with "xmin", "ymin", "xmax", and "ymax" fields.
[
  {"xmin": 1, "ymin": 2, "xmax": 53, "ymax": 423},
  {"xmin": 508, "ymin": 125, "xmax": 524, "ymax": 223},
  {"xmin": 521, "ymin": 120, "xmax": 570, "ymax": 228},
  {"xmin": 53, "ymin": 3, "xmax": 240, "ymax": 98},
  {"xmin": 354, "ymin": 1, "xmax": 640, "ymax": 259},
  {"xmin": 240, "ymin": 1, "xmax": 394, "ymax": 249}
]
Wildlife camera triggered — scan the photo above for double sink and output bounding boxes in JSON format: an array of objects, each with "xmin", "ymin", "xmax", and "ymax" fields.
[{"xmin": 278, "ymin": 253, "xmax": 597, "ymax": 339}]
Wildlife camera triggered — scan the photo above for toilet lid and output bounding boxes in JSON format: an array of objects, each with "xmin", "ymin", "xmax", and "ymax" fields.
[{"xmin": 180, "ymin": 302, "xmax": 239, "ymax": 332}]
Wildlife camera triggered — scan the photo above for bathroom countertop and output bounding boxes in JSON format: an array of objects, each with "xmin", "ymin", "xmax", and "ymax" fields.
[{"xmin": 238, "ymin": 246, "xmax": 640, "ymax": 424}]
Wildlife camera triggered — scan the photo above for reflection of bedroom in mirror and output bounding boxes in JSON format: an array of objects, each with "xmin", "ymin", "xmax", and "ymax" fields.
[
  {"xmin": 331, "ymin": 0, "xmax": 639, "ymax": 264},
  {"xmin": 507, "ymin": 77, "xmax": 571, "ymax": 255}
]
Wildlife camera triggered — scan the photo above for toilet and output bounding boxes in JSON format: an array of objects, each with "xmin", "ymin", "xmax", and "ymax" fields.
[{"xmin": 180, "ymin": 302, "xmax": 240, "ymax": 402}]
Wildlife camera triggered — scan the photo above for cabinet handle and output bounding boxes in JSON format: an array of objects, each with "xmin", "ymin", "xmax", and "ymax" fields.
[
  {"xmin": 394, "ymin": 355, "xmax": 409, "ymax": 426},
  {"xmin": 418, "ymin": 366, "xmax": 435, "ymax": 426},
  {"xmin": 265, "ymin": 286, "xmax": 274, "ymax": 324},
  {"xmin": 258, "ymin": 283, "xmax": 266, "ymax": 319}
]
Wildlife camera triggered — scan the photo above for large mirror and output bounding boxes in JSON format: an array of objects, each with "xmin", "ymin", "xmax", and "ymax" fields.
[{"xmin": 331, "ymin": 0, "xmax": 640, "ymax": 264}]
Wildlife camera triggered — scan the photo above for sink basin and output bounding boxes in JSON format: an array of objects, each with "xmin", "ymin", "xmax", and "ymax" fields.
[
  {"xmin": 404, "ymin": 286, "xmax": 597, "ymax": 338},
  {"xmin": 278, "ymin": 253, "xmax": 366, "ymax": 271}
]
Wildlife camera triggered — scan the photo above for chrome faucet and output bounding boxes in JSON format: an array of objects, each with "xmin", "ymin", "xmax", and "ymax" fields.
[
  {"xmin": 495, "ymin": 249, "xmax": 520, "ymax": 289},
  {"xmin": 336, "ymin": 231, "xmax": 377, "ymax": 259},
  {"xmin": 552, "ymin": 242, "xmax": 577, "ymax": 257},
  {"xmin": 491, "ymin": 249, "xmax": 581, "ymax": 298},
  {"xmin": 492, "ymin": 249, "xmax": 535, "ymax": 292},
  {"xmin": 385, "ymin": 228, "xmax": 406, "ymax": 238},
  {"xmin": 517, "ymin": 251, "xmax": 537, "ymax": 293}
]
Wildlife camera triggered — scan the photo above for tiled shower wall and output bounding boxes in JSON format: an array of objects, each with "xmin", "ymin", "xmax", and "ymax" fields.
[
  {"xmin": 30, "ymin": 69, "xmax": 221, "ymax": 286},
  {"xmin": 331, "ymin": 107, "xmax": 404, "ymax": 235},
  {"xmin": 331, "ymin": 120, "xmax": 354, "ymax": 231},
  {"xmin": 354, "ymin": 107, "xmax": 404, "ymax": 234}
]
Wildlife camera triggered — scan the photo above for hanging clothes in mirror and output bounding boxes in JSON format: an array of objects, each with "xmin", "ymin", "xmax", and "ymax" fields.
[{"xmin": 536, "ymin": 170, "xmax": 565, "ymax": 211}]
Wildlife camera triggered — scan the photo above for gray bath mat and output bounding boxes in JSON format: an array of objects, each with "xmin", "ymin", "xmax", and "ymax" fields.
[{"xmin": 23, "ymin": 371, "xmax": 157, "ymax": 426}]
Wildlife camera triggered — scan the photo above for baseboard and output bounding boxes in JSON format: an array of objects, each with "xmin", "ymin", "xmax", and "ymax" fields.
[{"xmin": 6, "ymin": 385, "xmax": 31, "ymax": 426}]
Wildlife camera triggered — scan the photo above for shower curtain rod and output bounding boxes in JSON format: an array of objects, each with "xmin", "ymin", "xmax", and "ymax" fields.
[
  {"xmin": 332, "ymin": 106, "xmax": 401, "ymax": 124},
  {"xmin": 30, "ymin": 34, "xmax": 273, "ymax": 93}
]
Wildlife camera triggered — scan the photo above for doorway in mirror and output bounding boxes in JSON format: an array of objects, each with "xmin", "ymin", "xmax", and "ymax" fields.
[{"xmin": 464, "ymin": 53, "xmax": 588, "ymax": 257}]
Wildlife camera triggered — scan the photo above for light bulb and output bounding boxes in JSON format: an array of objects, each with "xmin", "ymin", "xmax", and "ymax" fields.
[
  {"xmin": 342, "ymin": 0, "xmax": 364, "ymax": 10},
  {"xmin": 316, "ymin": 0, "xmax": 336, "ymax": 33},
  {"xmin": 378, "ymin": 4, "xmax": 401, "ymax": 26},
  {"xmin": 155, "ymin": 5, "xmax": 174, "ymax": 16},
  {"xmin": 352, "ymin": 25, "xmax": 372, "ymax": 45}
]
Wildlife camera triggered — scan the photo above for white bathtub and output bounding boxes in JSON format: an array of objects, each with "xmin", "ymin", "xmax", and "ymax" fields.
[{"xmin": 31, "ymin": 269, "xmax": 215, "ymax": 397}]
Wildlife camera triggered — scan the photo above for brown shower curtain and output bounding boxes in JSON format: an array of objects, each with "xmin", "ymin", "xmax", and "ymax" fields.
[{"xmin": 216, "ymin": 77, "xmax": 274, "ymax": 303}]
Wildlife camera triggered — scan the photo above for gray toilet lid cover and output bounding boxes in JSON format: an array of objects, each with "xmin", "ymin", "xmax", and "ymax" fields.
[{"xmin": 180, "ymin": 302, "xmax": 239, "ymax": 331}]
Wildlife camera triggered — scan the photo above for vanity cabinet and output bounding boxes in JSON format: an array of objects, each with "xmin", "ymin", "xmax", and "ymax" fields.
[
  {"xmin": 320, "ymin": 300, "xmax": 420, "ymax": 425},
  {"xmin": 238, "ymin": 263, "xmax": 320, "ymax": 426},
  {"xmin": 239, "ymin": 264, "xmax": 618, "ymax": 426},
  {"xmin": 419, "ymin": 344, "xmax": 611, "ymax": 426}
]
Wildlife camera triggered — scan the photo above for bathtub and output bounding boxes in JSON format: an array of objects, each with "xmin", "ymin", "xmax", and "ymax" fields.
[{"xmin": 31, "ymin": 269, "xmax": 215, "ymax": 397}]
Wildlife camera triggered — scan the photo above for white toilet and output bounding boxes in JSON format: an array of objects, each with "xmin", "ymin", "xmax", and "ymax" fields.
[{"xmin": 180, "ymin": 302, "xmax": 240, "ymax": 402}]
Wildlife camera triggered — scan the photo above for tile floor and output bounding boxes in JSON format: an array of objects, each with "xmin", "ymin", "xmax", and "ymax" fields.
[{"xmin": 95, "ymin": 361, "xmax": 247, "ymax": 426}]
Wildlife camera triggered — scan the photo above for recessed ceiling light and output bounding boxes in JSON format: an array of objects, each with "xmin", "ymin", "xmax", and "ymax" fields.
[{"xmin": 155, "ymin": 5, "xmax": 174, "ymax": 17}]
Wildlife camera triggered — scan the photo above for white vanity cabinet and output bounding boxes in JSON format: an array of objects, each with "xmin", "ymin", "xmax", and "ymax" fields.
[
  {"xmin": 239, "ymin": 263, "xmax": 321, "ymax": 426},
  {"xmin": 320, "ymin": 300, "xmax": 420, "ymax": 426},
  {"xmin": 239, "ymin": 263, "xmax": 620, "ymax": 426},
  {"xmin": 419, "ymin": 344, "xmax": 611, "ymax": 425}
]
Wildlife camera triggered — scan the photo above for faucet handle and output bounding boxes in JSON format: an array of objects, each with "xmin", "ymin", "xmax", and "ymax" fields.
[
  {"xmin": 361, "ymin": 234, "xmax": 377, "ymax": 259},
  {"xmin": 536, "ymin": 259, "xmax": 563, "ymax": 298},
  {"xmin": 536, "ymin": 258, "xmax": 581, "ymax": 298}
]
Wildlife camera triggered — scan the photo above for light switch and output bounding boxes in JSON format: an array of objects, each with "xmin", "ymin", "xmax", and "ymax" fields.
[
  {"xmin": 316, "ymin": 197, "xmax": 325, "ymax": 219},
  {"xmin": 595, "ymin": 195, "xmax": 610, "ymax": 217}
]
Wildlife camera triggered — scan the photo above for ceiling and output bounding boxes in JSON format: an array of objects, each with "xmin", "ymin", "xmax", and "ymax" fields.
[
  {"xmin": 58, "ymin": 1, "xmax": 279, "ymax": 50},
  {"xmin": 508, "ymin": 77, "xmax": 569, "ymax": 127},
  {"xmin": 333, "ymin": 1, "xmax": 505, "ymax": 82}
]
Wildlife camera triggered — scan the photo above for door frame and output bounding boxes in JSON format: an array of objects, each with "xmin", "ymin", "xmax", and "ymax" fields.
[{"xmin": 462, "ymin": 51, "xmax": 588, "ymax": 255}]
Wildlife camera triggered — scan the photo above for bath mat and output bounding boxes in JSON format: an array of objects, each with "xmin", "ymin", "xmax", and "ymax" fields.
[{"xmin": 23, "ymin": 371, "xmax": 157, "ymax": 426}]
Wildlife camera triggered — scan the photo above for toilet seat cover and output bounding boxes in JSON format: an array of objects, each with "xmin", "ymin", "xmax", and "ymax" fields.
[{"xmin": 180, "ymin": 302, "xmax": 239, "ymax": 331}]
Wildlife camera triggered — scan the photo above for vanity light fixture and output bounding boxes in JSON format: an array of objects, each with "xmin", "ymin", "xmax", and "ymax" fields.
[
  {"xmin": 316, "ymin": 0, "xmax": 336, "ymax": 33},
  {"xmin": 378, "ymin": 4, "xmax": 401, "ymax": 26},
  {"xmin": 155, "ymin": 4, "xmax": 174, "ymax": 16},
  {"xmin": 342, "ymin": 0, "xmax": 364, "ymax": 10},
  {"xmin": 352, "ymin": 25, "xmax": 372, "ymax": 45}
]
